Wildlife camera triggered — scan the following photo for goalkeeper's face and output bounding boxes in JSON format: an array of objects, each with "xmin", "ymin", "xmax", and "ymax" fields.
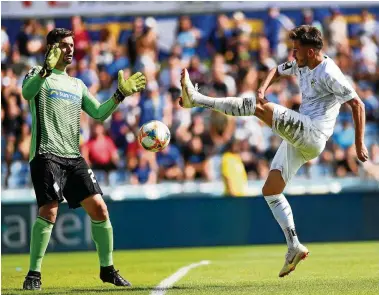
[{"xmin": 58, "ymin": 36, "xmax": 74, "ymax": 65}]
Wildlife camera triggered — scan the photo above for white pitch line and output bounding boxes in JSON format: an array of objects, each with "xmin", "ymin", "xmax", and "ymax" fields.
[{"xmin": 150, "ymin": 260, "xmax": 211, "ymax": 295}]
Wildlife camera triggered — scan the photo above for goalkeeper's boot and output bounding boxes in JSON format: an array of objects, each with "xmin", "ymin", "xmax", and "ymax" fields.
[
  {"xmin": 279, "ymin": 244, "xmax": 309, "ymax": 277},
  {"xmin": 23, "ymin": 271, "xmax": 42, "ymax": 290},
  {"xmin": 100, "ymin": 266, "xmax": 131, "ymax": 287},
  {"xmin": 179, "ymin": 68, "xmax": 198, "ymax": 108}
]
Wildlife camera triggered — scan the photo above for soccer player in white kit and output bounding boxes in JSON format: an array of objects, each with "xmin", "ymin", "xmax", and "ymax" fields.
[{"xmin": 179, "ymin": 25, "xmax": 369, "ymax": 277}]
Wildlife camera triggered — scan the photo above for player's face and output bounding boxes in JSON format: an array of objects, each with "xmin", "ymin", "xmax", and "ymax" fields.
[
  {"xmin": 58, "ymin": 36, "xmax": 74, "ymax": 65},
  {"xmin": 292, "ymin": 40, "xmax": 311, "ymax": 68}
]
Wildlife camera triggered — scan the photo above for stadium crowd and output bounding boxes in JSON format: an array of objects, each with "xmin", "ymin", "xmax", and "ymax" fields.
[{"xmin": 2, "ymin": 7, "xmax": 379, "ymax": 188}]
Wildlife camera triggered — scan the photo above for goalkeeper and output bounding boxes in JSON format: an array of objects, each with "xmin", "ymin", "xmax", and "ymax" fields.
[{"xmin": 21, "ymin": 28, "xmax": 146, "ymax": 290}]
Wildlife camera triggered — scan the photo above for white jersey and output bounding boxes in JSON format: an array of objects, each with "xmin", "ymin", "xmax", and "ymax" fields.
[{"xmin": 278, "ymin": 56, "xmax": 357, "ymax": 138}]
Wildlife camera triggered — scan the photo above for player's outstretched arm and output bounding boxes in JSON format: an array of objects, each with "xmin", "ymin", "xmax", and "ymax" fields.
[
  {"xmin": 22, "ymin": 44, "xmax": 62, "ymax": 100},
  {"xmin": 257, "ymin": 61, "xmax": 295, "ymax": 101},
  {"xmin": 346, "ymin": 98, "xmax": 369, "ymax": 162},
  {"xmin": 82, "ymin": 70, "xmax": 146, "ymax": 121},
  {"xmin": 257, "ymin": 67, "xmax": 281, "ymax": 99}
]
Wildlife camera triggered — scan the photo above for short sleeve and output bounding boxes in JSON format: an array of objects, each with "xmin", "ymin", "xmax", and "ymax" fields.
[
  {"xmin": 278, "ymin": 60, "xmax": 298, "ymax": 76},
  {"xmin": 324, "ymin": 70, "xmax": 357, "ymax": 104}
]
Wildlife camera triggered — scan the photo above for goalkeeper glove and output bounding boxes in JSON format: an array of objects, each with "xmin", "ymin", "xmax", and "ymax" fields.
[
  {"xmin": 39, "ymin": 43, "xmax": 62, "ymax": 78},
  {"xmin": 113, "ymin": 70, "xmax": 147, "ymax": 103}
]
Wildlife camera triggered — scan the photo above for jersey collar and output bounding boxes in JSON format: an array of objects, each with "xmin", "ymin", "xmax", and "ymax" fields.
[{"xmin": 52, "ymin": 68, "xmax": 68, "ymax": 75}]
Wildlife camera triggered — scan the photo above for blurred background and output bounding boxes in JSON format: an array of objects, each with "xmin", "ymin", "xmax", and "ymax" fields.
[{"xmin": 1, "ymin": 1, "xmax": 379, "ymax": 253}]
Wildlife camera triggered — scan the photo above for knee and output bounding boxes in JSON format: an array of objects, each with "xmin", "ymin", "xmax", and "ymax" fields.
[
  {"xmin": 91, "ymin": 201, "xmax": 109, "ymax": 221},
  {"xmin": 262, "ymin": 184, "xmax": 272, "ymax": 197},
  {"xmin": 39, "ymin": 202, "xmax": 58, "ymax": 223}
]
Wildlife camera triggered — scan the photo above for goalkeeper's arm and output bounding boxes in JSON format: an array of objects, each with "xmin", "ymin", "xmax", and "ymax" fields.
[
  {"xmin": 22, "ymin": 66, "xmax": 45, "ymax": 100},
  {"xmin": 82, "ymin": 70, "xmax": 146, "ymax": 121},
  {"xmin": 22, "ymin": 43, "xmax": 62, "ymax": 100}
]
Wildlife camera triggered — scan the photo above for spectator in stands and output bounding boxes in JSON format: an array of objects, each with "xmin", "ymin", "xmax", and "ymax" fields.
[
  {"xmin": 221, "ymin": 138, "xmax": 248, "ymax": 196},
  {"xmin": 334, "ymin": 145, "xmax": 359, "ymax": 177},
  {"xmin": 301, "ymin": 9, "xmax": 323, "ymax": 35},
  {"xmin": 107, "ymin": 46, "xmax": 130, "ymax": 80},
  {"xmin": 209, "ymin": 111, "xmax": 235, "ymax": 154},
  {"xmin": 1, "ymin": 26, "xmax": 10, "ymax": 64},
  {"xmin": 76, "ymin": 58, "xmax": 100, "ymax": 95},
  {"xmin": 71, "ymin": 15, "xmax": 90, "ymax": 62},
  {"xmin": 171, "ymin": 95, "xmax": 192, "ymax": 145},
  {"xmin": 207, "ymin": 14, "xmax": 232, "ymax": 56},
  {"xmin": 92, "ymin": 27, "xmax": 116, "ymax": 69},
  {"xmin": 130, "ymin": 150, "xmax": 158, "ymax": 184},
  {"xmin": 157, "ymin": 144, "xmax": 184, "ymax": 181},
  {"xmin": 239, "ymin": 138, "xmax": 258, "ymax": 179},
  {"xmin": 358, "ymin": 9, "xmax": 377, "ymax": 38},
  {"xmin": 211, "ymin": 54, "xmax": 236, "ymax": 97},
  {"xmin": 135, "ymin": 17, "xmax": 158, "ymax": 73},
  {"xmin": 176, "ymin": 15, "xmax": 201, "ymax": 66},
  {"xmin": 232, "ymin": 11, "xmax": 252, "ymax": 37},
  {"xmin": 333, "ymin": 120, "xmax": 355, "ymax": 150},
  {"xmin": 353, "ymin": 34, "xmax": 378, "ymax": 77},
  {"xmin": 97, "ymin": 69, "xmax": 115, "ymax": 103},
  {"xmin": 183, "ymin": 135, "xmax": 211, "ymax": 181},
  {"xmin": 188, "ymin": 55, "xmax": 207, "ymax": 89},
  {"xmin": 109, "ymin": 110, "xmax": 129, "ymax": 153},
  {"xmin": 159, "ymin": 53, "xmax": 182, "ymax": 91},
  {"xmin": 82, "ymin": 123, "xmax": 119, "ymax": 173},
  {"xmin": 358, "ymin": 82, "xmax": 379, "ymax": 123},
  {"xmin": 324, "ymin": 6, "xmax": 348, "ymax": 57},
  {"xmin": 137, "ymin": 80, "xmax": 172, "ymax": 127},
  {"xmin": 18, "ymin": 123, "xmax": 31, "ymax": 161},
  {"xmin": 16, "ymin": 19, "xmax": 44, "ymax": 66},
  {"xmin": 265, "ymin": 7, "xmax": 295, "ymax": 60},
  {"xmin": 127, "ymin": 17, "xmax": 145, "ymax": 69}
]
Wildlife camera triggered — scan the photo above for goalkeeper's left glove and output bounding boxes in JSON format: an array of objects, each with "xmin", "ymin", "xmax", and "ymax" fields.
[{"xmin": 113, "ymin": 70, "xmax": 147, "ymax": 103}]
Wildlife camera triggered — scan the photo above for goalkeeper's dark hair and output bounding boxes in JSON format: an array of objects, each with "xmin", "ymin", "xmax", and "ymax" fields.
[
  {"xmin": 46, "ymin": 28, "xmax": 74, "ymax": 45},
  {"xmin": 289, "ymin": 25, "xmax": 323, "ymax": 50}
]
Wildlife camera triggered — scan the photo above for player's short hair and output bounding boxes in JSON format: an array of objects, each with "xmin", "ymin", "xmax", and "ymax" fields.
[
  {"xmin": 289, "ymin": 25, "xmax": 323, "ymax": 50},
  {"xmin": 46, "ymin": 28, "xmax": 74, "ymax": 45}
]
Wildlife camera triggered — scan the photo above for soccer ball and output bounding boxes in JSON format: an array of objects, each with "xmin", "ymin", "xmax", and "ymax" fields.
[{"xmin": 138, "ymin": 120, "xmax": 171, "ymax": 152}]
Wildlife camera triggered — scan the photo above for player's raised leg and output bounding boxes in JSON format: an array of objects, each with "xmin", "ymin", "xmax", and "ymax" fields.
[
  {"xmin": 180, "ymin": 68, "xmax": 277, "ymax": 127},
  {"xmin": 23, "ymin": 202, "xmax": 58, "ymax": 291},
  {"xmin": 81, "ymin": 194, "xmax": 131, "ymax": 287}
]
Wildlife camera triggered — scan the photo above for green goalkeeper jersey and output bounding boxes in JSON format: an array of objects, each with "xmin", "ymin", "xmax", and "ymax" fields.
[{"xmin": 22, "ymin": 66, "xmax": 119, "ymax": 161}]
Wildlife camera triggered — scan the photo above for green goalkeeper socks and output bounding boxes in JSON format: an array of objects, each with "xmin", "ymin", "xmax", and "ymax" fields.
[
  {"xmin": 91, "ymin": 219, "xmax": 114, "ymax": 267},
  {"xmin": 29, "ymin": 217, "xmax": 54, "ymax": 272}
]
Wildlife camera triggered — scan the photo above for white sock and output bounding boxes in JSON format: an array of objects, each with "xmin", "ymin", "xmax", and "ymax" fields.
[
  {"xmin": 264, "ymin": 193, "xmax": 300, "ymax": 249},
  {"xmin": 193, "ymin": 92, "xmax": 256, "ymax": 116}
]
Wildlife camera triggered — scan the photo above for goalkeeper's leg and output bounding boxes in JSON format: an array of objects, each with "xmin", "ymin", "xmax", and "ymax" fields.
[
  {"xmin": 81, "ymin": 194, "xmax": 131, "ymax": 287},
  {"xmin": 23, "ymin": 202, "xmax": 57, "ymax": 290}
]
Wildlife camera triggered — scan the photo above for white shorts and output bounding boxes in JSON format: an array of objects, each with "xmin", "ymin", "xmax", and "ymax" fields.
[{"xmin": 270, "ymin": 105, "xmax": 327, "ymax": 183}]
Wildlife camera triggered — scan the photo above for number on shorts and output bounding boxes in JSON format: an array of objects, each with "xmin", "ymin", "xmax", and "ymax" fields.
[{"xmin": 88, "ymin": 169, "xmax": 97, "ymax": 183}]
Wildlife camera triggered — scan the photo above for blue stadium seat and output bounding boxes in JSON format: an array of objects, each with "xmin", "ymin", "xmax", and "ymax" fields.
[
  {"xmin": 93, "ymin": 170, "xmax": 107, "ymax": 185},
  {"xmin": 1, "ymin": 162, "xmax": 8, "ymax": 186},
  {"xmin": 109, "ymin": 170, "xmax": 128, "ymax": 186}
]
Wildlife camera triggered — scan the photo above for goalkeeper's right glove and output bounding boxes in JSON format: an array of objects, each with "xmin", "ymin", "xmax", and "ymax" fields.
[{"xmin": 39, "ymin": 43, "xmax": 62, "ymax": 78}]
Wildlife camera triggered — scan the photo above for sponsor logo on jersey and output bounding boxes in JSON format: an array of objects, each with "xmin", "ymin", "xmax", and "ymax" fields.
[{"xmin": 49, "ymin": 89, "xmax": 80, "ymax": 102}]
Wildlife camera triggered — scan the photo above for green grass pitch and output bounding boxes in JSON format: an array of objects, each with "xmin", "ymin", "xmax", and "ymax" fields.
[{"xmin": 2, "ymin": 241, "xmax": 378, "ymax": 295}]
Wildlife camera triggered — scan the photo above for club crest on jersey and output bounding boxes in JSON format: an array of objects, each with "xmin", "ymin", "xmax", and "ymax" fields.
[
  {"xmin": 50, "ymin": 89, "xmax": 80, "ymax": 102},
  {"xmin": 282, "ymin": 62, "xmax": 292, "ymax": 71},
  {"xmin": 311, "ymin": 78, "xmax": 317, "ymax": 88}
]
